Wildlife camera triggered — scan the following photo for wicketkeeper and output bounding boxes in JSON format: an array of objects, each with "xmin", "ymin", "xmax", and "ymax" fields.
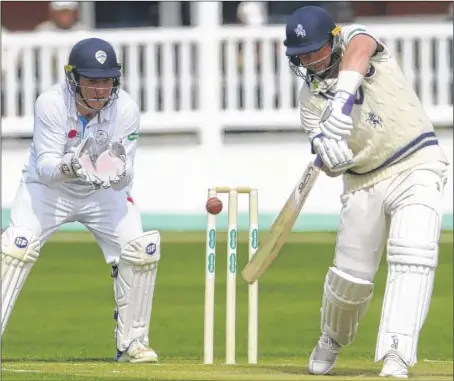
[{"xmin": 2, "ymin": 37, "xmax": 160, "ymax": 363}]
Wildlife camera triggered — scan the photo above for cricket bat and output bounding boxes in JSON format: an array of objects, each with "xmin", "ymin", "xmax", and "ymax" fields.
[{"xmin": 241, "ymin": 156, "xmax": 323, "ymax": 284}]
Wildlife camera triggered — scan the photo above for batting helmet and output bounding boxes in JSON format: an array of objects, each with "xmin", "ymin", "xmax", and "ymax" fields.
[{"xmin": 283, "ymin": 6, "xmax": 342, "ymax": 81}]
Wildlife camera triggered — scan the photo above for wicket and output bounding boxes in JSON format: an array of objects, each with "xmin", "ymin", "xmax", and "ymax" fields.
[{"xmin": 204, "ymin": 186, "xmax": 259, "ymax": 365}]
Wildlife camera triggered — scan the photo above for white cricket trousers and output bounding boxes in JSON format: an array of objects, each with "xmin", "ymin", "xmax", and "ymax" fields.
[
  {"xmin": 9, "ymin": 179, "xmax": 144, "ymax": 264},
  {"xmin": 334, "ymin": 160, "xmax": 448, "ymax": 281}
]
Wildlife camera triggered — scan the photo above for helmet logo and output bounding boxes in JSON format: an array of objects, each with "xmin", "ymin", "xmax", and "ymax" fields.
[
  {"xmin": 294, "ymin": 24, "xmax": 306, "ymax": 39},
  {"xmin": 95, "ymin": 50, "xmax": 107, "ymax": 64}
]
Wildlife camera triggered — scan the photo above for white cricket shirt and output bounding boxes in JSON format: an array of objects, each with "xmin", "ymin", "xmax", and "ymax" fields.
[{"xmin": 23, "ymin": 81, "xmax": 141, "ymax": 197}]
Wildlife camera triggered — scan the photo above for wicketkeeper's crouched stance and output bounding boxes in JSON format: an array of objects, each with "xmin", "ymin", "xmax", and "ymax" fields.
[
  {"xmin": 284, "ymin": 6, "xmax": 449, "ymax": 378},
  {"xmin": 1, "ymin": 37, "xmax": 160, "ymax": 363}
]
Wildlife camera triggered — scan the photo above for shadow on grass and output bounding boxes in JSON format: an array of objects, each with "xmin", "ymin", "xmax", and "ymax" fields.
[
  {"xmin": 264, "ymin": 365, "xmax": 376, "ymax": 376},
  {"xmin": 2, "ymin": 357, "xmax": 114, "ymax": 363},
  {"xmin": 264, "ymin": 364, "xmax": 451, "ymax": 377}
]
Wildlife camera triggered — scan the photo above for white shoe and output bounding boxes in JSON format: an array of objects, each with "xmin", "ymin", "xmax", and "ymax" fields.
[
  {"xmin": 116, "ymin": 340, "xmax": 159, "ymax": 363},
  {"xmin": 379, "ymin": 352, "xmax": 408, "ymax": 378},
  {"xmin": 308, "ymin": 334, "xmax": 341, "ymax": 375}
]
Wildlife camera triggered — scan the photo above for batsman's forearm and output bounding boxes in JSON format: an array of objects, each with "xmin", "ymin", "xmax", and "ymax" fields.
[
  {"xmin": 340, "ymin": 35, "xmax": 376, "ymax": 76},
  {"xmin": 339, "ymin": 50, "xmax": 370, "ymax": 77},
  {"xmin": 337, "ymin": 36, "xmax": 377, "ymax": 94}
]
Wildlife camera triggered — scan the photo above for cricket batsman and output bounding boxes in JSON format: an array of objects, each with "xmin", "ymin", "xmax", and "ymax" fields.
[
  {"xmin": 1, "ymin": 37, "xmax": 160, "ymax": 363},
  {"xmin": 284, "ymin": 6, "xmax": 449, "ymax": 378}
]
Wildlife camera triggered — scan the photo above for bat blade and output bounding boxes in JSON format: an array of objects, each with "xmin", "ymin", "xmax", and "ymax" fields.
[{"xmin": 242, "ymin": 158, "xmax": 322, "ymax": 284}]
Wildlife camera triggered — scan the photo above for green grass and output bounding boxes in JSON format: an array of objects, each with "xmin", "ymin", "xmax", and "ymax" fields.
[{"xmin": 2, "ymin": 232, "xmax": 453, "ymax": 380}]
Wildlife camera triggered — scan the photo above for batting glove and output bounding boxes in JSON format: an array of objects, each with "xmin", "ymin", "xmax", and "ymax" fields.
[
  {"xmin": 312, "ymin": 135, "xmax": 354, "ymax": 173},
  {"xmin": 319, "ymin": 91, "xmax": 355, "ymax": 141}
]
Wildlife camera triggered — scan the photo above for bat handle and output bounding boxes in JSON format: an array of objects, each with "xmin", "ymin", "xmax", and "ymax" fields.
[{"xmin": 314, "ymin": 155, "xmax": 323, "ymax": 168}]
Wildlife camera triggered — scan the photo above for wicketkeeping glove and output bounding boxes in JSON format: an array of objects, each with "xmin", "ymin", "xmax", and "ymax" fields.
[
  {"xmin": 95, "ymin": 140, "xmax": 127, "ymax": 189},
  {"xmin": 60, "ymin": 137, "xmax": 103, "ymax": 186}
]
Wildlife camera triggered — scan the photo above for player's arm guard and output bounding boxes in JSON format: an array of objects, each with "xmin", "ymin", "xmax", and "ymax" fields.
[
  {"xmin": 1, "ymin": 227, "xmax": 40, "ymax": 335},
  {"xmin": 114, "ymin": 231, "xmax": 161, "ymax": 353},
  {"xmin": 300, "ymin": 102, "xmax": 325, "ymax": 154}
]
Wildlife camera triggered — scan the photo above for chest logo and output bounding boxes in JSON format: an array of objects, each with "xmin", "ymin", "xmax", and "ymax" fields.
[
  {"xmin": 67, "ymin": 129, "xmax": 80, "ymax": 139},
  {"xmin": 366, "ymin": 111, "xmax": 383, "ymax": 129},
  {"xmin": 95, "ymin": 130, "xmax": 109, "ymax": 145}
]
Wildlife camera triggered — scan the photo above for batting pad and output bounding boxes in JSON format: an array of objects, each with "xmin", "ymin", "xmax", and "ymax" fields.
[
  {"xmin": 321, "ymin": 267, "xmax": 374, "ymax": 346},
  {"xmin": 114, "ymin": 231, "xmax": 161, "ymax": 352},
  {"xmin": 375, "ymin": 238, "xmax": 437, "ymax": 366},
  {"xmin": 1, "ymin": 227, "xmax": 40, "ymax": 335}
]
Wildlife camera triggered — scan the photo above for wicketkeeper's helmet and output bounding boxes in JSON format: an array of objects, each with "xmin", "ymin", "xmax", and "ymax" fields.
[{"xmin": 64, "ymin": 37, "xmax": 122, "ymax": 110}]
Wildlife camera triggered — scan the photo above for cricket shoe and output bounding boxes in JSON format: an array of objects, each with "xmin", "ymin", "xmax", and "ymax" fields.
[
  {"xmin": 308, "ymin": 333, "xmax": 341, "ymax": 375},
  {"xmin": 379, "ymin": 352, "xmax": 408, "ymax": 378},
  {"xmin": 115, "ymin": 340, "xmax": 159, "ymax": 363}
]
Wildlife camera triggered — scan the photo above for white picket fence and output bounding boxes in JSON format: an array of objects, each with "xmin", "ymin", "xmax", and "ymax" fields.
[{"xmin": 2, "ymin": 22, "xmax": 453, "ymax": 142}]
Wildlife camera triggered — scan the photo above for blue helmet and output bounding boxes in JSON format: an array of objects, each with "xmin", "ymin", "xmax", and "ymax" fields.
[
  {"xmin": 283, "ymin": 6, "xmax": 342, "ymax": 80},
  {"xmin": 65, "ymin": 38, "xmax": 122, "ymax": 109}
]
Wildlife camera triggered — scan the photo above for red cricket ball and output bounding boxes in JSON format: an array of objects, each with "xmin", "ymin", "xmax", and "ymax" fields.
[{"xmin": 206, "ymin": 197, "xmax": 223, "ymax": 215}]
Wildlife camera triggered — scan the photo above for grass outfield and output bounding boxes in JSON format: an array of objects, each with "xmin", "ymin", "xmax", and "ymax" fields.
[{"xmin": 2, "ymin": 231, "xmax": 452, "ymax": 380}]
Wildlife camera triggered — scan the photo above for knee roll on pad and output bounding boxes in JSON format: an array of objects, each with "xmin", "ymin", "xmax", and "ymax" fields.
[
  {"xmin": 375, "ymin": 237, "xmax": 437, "ymax": 366},
  {"xmin": 387, "ymin": 237, "xmax": 438, "ymax": 267},
  {"xmin": 2, "ymin": 227, "xmax": 40, "ymax": 335},
  {"xmin": 119, "ymin": 231, "xmax": 161, "ymax": 267},
  {"xmin": 114, "ymin": 231, "xmax": 161, "ymax": 352},
  {"xmin": 321, "ymin": 267, "xmax": 374, "ymax": 346}
]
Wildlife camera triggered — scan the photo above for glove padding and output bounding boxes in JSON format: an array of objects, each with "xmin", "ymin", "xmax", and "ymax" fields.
[
  {"xmin": 60, "ymin": 137, "xmax": 103, "ymax": 186},
  {"xmin": 95, "ymin": 141, "xmax": 127, "ymax": 189},
  {"xmin": 320, "ymin": 91, "xmax": 355, "ymax": 141},
  {"xmin": 312, "ymin": 135, "xmax": 354, "ymax": 173}
]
